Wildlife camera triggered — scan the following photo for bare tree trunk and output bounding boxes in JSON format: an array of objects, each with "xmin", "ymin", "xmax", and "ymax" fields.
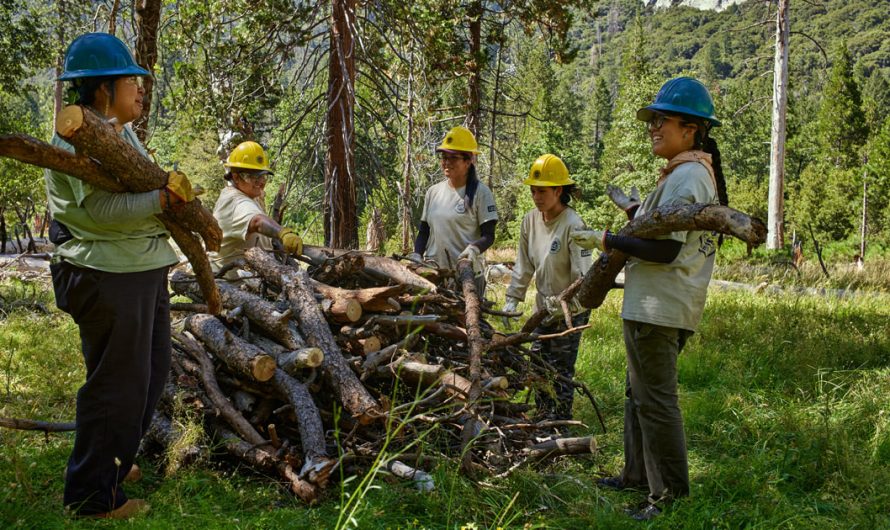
[
  {"xmin": 767, "ymin": 0, "xmax": 789, "ymax": 250},
  {"xmin": 107, "ymin": 0, "xmax": 120, "ymax": 34},
  {"xmin": 401, "ymin": 50, "xmax": 415, "ymax": 253},
  {"xmin": 859, "ymin": 167, "xmax": 868, "ymax": 269},
  {"xmin": 488, "ymin": 37, "xmax": 504, "ymax": 189},
  {"xmin": 133, "ymin": 0, "xmax": 162, "ymax": 142},
  {"xmin": 465, "ymin": 0, "xmax": 483, "ymax": 136},
  {"xmin": 324, "ymin": 0, "xmax": 358, "ymax": 249}
]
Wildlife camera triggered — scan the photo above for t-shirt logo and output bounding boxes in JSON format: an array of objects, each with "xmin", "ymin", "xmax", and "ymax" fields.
[
  {"xmin": 580, "ymin": 249, "xmax": 592, "ymax": 257},
  {"xmin": 454, "ymin": 201, "xmax": 466, "ymax": 214},
  {"xmin": 487, "ymin": 204, "xmax": 496, "ymax": 213},
  {"xmin": 698, "ymin": 232, "xmax": 717, "ymax": 257},
  {"xmin": 550, "ymin": 238, "xmax": 561, "ymax": 254}
]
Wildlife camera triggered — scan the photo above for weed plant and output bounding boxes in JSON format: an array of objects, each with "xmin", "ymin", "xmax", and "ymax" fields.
[{"xmin": 1, "ymin": 278, "xmax": 889, "ymax": 528}]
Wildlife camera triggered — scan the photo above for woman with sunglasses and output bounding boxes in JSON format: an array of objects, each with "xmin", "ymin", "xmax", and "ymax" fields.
[
  {"xmin": 210, "ymin": 141, "xmax": 302, "ymax": 278},
  {"xmin": 410, "ymin": 126, "xmax": 498, "ymax": 295},
  {"xmin": 46, "ymin": 33, "xmax": 196, "ymax": 519},
  {"xmin": 572, "ymin": 77, "xmax": 728, "ymax": 521}
]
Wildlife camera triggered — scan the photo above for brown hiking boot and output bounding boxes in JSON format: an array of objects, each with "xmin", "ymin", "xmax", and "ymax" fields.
[
  {"xmin": 63, "ymin": 463, "xmax": 142, "ymax": 483},
  {"xmin": 87, "ymin": 499, "xmax": 151, "ymax": 519}
]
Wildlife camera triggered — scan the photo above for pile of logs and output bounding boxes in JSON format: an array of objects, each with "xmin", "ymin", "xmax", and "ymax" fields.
[{"xmin": 151, "ymin": 246, "xmax": 601, "ymax": 502}]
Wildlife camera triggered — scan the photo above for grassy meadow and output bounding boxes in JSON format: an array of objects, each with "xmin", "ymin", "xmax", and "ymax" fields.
[{"xmin": 1, "ymin": 272, "xmax": 889, "ymax": 529}]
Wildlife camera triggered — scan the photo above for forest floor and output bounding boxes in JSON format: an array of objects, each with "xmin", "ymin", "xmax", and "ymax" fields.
[{"xmin": 1, "ymin": 265, "xmax": 889, "ymax": 529}]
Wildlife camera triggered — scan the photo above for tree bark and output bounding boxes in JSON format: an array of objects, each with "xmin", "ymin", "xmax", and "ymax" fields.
[
  {"xmin": 465, "ymin": 0, "xmax": 483, "ymax": 136},
  {"xmin": 324, "ymin": 0, "xmax": 358, "ymax": 248},
  {"xmin": 311, "ymin": 280, "xmax": 405, "ymax": 313},
  {"xmin": 457, "ymin": 260, "xmax": 485, "ymax": 474},
  {"xmin": 243, "ymin": 248, "xmax": 381, "ymax": 423},
  {"xmin": 133, "ymin": 0, "xmax": 162, "ymax": 142},
  {"xmin": 304, "ymin": 246, "xmax": 437, "ymax": 293},
  {"xmin": 184, "ymin": 315, "xmax": 277, "ymax": 383},
  {"xmin": 767, "ymin": 0, "xmax": 789, "ymax": 249},
  {"xmin": 278, "ymin": 348, "xmax": 325, "ymax": 373},
  {"xmin": 269, "ymin": 371, "xmax": 330, "ymax": 467},
  {"xmin": 523, "ymin": 436, "xmax": 597, "ymax": 460}
]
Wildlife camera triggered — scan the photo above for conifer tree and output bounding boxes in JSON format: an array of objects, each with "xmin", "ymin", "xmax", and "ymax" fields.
[{"xmin": 815, "ymin": 42, "xmax": 867, "ymax": 169}]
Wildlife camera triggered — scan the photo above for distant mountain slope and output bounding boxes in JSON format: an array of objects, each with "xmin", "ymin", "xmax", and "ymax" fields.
[{"xmin": 643, "ymin": 0, "xmax": 747, "ymax": 11}]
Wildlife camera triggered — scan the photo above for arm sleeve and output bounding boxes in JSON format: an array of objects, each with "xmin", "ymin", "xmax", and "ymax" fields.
[
  {"xmin": 505, "ymin": 215, "xmax": 534, "ymax": 301},
  {"xmin": 469, "ymin": 220, "xmax": 496, "ymax": 252},
  {"xmin": 605, "ymin": 233, "xmax": 683, "ymax": 264},
  {"xmin": 414, "ymin": 221, "xmax": 431, "ymax": 254},
  {"xmin": 82, "ymin": 188, "xmax": 162, "ymax": 225}
]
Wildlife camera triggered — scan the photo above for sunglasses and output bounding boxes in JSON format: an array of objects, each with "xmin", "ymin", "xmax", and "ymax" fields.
[
  {"xmin": 646, "ymin": 113, "xmax": 684, "ymax": 130},
  {"xmin": 120, "ymin": 76, "xmax": 147, "ymax": 89},
  {"xmin": 438, "ymin": 153, "xmax": 469, "ymax": 163}
]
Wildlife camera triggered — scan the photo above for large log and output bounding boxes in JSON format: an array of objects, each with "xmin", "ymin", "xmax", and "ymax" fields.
[
  {"xmin": 184, "ymin": 314, "xmax": 276, "ymax": 383},
  {"xmin": 171, "ymin": 270, "xmax": 297, "ymax": 348},
  {"xmin": 243, "ymin": 248, "xmax": 381, "ymax": 423},
  {"xmin": 523, "ymin": 436, "xmax": 597, "ymax": 459},
  {"xmin": 163, "ymin": 221, "xmax": 222, "ymax": 314},
  {"xmin": 311, "ymin": 279, "xmax": 404, "ymax": 313},
  {"xmin": 55, "ymin": 105, "xmax": 221, "ymax": 251},
  {"xmin": 269, "ymin": 371, "xmax": 331, "ymax": 473},
  {"xmin": 457, "ymin": 260, "xmax": 485, "ymax": 474},
  {"xmin": 303, "ymin": 246, "xmax": 436, "ymax": 293},
  {"xmin": 576, "ymin": 203, "xmax": 767, "ymax": 309},
  {"xmin": 0, "ymin": 416, "xmax": 75, "ymax": 432}
]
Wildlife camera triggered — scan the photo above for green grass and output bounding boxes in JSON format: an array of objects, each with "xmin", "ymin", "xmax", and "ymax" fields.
[{"xmin": 2, "ymin": 277, "xmax": 890, "ymax": 528}]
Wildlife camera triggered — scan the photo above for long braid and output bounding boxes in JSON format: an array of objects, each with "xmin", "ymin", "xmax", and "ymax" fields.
[
  {"xmin": 465, "ymin": 163, "xmax": 479, "ymax": 208},
  {"xmin": 702, "ymin": 136, "xmax": 728, "ymax": 207}
]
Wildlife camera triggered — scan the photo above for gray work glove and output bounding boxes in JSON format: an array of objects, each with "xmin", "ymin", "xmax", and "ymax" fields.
[
  {"xmin": 571, "ymin": 228, "xmax": 607, "ymax": 251},
  {"xmin": 543, "ymin": 294, "xmax": 585, "ymax": 316},
  {"xmin": 607, "ymin": 184, "xmax": 640, "ymax": 212},
  {"xmin": 406, "ymin": 252, "xmax": 424, "ymax": 264},
  {"xmin": 457, "ymin": 244, "xmax": 483, "ymax": 274},
  {"xmin": 501, "ymin": 296, "xmax": 522, "ymax": 329}
]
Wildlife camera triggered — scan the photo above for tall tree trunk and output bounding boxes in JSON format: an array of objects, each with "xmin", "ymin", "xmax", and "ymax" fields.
[
  {"xmin": 859, "ymin": 166, "xmax": 868, "ymax": 268},
  {"xmin": 324, "ymin": 0, "xmax": 358, "ymax": 249},
  {"xmin": 133, "ymin": 0, "xmax": 162, "ymax": 143},
  {"xmin": 401, "ymin": 50, "xmax": 415, "ymax": 253},
  {"xmin": 52, "ymin": 1, "xmax": 67, "ymax": 129},
  {"xmin": 488, "ymin": 40, "xmax": 503, "ymax": 189},
  {"xmin": 465, "ymin": 0, "xmax": 483, "ymax": 136},
  {"xmin": 767, "ymin": 0, "xmax": 789, "ymax": 250}
]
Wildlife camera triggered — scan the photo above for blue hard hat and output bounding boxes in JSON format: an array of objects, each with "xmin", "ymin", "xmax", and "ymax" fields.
[
  {"xmin": 637, "ymin": 77, "xmax": 721, "ymax": 127},
  {"xmin": 59, "ymin": 33, "xmax": 150, "ymax": 81}
]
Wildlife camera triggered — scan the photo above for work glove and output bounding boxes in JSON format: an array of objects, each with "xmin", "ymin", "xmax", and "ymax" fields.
[
  {"xmin": 457, "ymin": 244, "xmax": 483, "ymax": 274},
  {"xmin": 166, "ymin": 170, "xmax": 197, "ymax": 203},
  {"xmin": 406, "ymin": 252, "xmax": 424, "ymax": 264},
  {"xmin": 501, "ymin": 296, "xmax": 522, "ymax": 329},
  {"xmin": 277, "ymin": 227, "xmax": 303, "ymax": 256},
  {"xmin": 606, "ymin": 184, "xmax": 640, "ymax": 212},
  {"xmin": 543, "ymin": 294, "xmax": 585, "ymax": 317},
  {"xmin": 571, "ymin": 228, "xmax": 607, "ymax": 251}
]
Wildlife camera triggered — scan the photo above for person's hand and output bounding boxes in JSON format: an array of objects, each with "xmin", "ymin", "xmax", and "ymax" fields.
[
  {"xmin": 458, "ymin": 244, "xmax": 483, "ymax": 274},
  {"xmin": 501, "ymin": 296, "xmax": 522, "ymax": 329},
  {"xmin": 606, "ymin": 184, "xmax": 640, "ymax": 212},
  {"xmin": 277, "ymin": 227, "xmax": 303, "ymax": 256},
  {"xmin": 166, "ymin": 170, "xmax": 196, "ymax": 203},
  {"xmin": 571, "ymin": 228, "xmax": 607, "ymax": 251},
  {"xmin": 543, "ymin": 294, "xmax": 585, "ymax": 316}
]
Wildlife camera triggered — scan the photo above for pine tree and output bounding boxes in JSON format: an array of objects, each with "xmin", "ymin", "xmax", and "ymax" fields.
[
  {"xmin": 862, "ymin": 70, "xmax": 890, "ymax": 137},
  {"xmin": 815, "ymin": 42, "xmax": 867, "ymax": 169}
]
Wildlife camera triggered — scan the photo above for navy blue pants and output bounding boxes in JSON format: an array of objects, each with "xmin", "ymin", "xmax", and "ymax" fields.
[
  {"xmin": 531, "ymin": 311, "xmax": 590, "ymax": 420},
  {"xmin": 51, "ymin": 261, "xmax": 171, "ymax": 515}
]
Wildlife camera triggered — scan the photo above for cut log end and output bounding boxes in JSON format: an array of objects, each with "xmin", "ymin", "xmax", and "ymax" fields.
[
  {"xmin": 252, "ymin": 355, "xmax": 277, "ymax": 382},
  {"xmin": 358, "ymin": 336, "xmax": 382, "ymax": 354},
  {"xmin": 323, "ymin": 298, "xmax": 362, "ymax": 323},
  {"xmin": 56, "ymin": 105, "xmax": 85, "ymax": 138}
]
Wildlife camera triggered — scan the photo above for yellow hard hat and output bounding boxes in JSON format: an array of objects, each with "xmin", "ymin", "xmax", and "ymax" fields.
[
  {"xmin": 224, "ymin": 141, "xmax": 272, "ymax": 173},
  {"xmin": 523, "ymin": 154, "xmax": 574, "ymax": 186},
  {"xmin": 436, "ymin": 126, "xmax": 480, "ymax": 155}
]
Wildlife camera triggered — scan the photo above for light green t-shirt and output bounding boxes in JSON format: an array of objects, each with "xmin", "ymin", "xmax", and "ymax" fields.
[
  {"xmin": 44, "ymin": 126, "xmax": 178, "ymax": 273},
  {"xmin": 506, "ymin": 207, "xmax": 593, "ymax": 312},
  {"xmin": 420, "ymin": 179, "xmax": 498, "ymax": 269},
  {"xmin": 210, "ymin": 185, "xmax": 273, "ymax": 273},
  {"xmin": 621, "ymin": 161, "xmax": 718, "ymax": 331}
]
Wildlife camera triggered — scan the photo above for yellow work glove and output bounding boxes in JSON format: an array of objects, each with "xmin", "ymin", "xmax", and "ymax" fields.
[
  {"xmin": 278, "ymin": 227, "xmax": 303, "ymax": 256},
  {"xmin": 571, "ymin": 229, "xmax": 607, "ymax": 251},
  {"xmin": 166, "ymin": 171, "xmax": 196, "ymax": 203}
]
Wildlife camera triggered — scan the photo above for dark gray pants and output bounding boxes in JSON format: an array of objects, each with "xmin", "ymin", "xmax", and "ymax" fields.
[
  {"xmin": 621, "ymin": 319, "xmax": 692, "ymax": 503},
  {"xmin": 531, "ymin": 311, "xmax": 590, "ymax": 420},
  {"xmin": 51, "ymin": 261, "xmax": 171, "ymax": 515}
]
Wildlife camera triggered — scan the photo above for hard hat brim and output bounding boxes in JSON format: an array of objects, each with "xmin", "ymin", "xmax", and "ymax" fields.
[
  {"xmin": 436, "ymin": 147, "xmax": 480, "ymax": 155},
  {"xmin": 637, "ymin": 105, "xmax": 722, "ymax": 127},
  {"xmin": 59, "ymin": 65, "xmax": 151, "ymax": 81},
  {"xmin": 522, "ymin": 177, "xmax": 575, "ymax": 187}
]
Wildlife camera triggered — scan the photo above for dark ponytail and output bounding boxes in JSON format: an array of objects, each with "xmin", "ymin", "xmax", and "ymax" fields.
[
  {"xmin": 465, "ymin": 163, "xmax": 479, "ymax": 208},
  {"xmin": 559, "ymin": 184, "xmax": 576, "ymax": 205},
  {"xmin": 687, "ymin": 117, "xmax": 729, "ymax": 245}
]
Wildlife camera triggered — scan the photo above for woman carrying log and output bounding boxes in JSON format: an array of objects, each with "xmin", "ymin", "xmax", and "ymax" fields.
[
  {"xmin": 571, "ymin": 77, "xmax": 727, "ymax": 521},
  {"xmin": 501, "ymin": 154, "xmax": 592, "ymax": 421},
  {"xmin": 210, "ymin": 141, "xmax": 302, "ymax": 279},
  {"xmin": 45, "ymin": 32, "xmax": 196, "ymax": 519},
  {"xmin": 409, "ymin": 126, "xmax": 498, "ymax": 296}
]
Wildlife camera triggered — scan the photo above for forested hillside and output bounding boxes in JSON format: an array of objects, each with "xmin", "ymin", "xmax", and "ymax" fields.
[{"xmin": 1, "ymin": 0, "xmax": 888, "ymax": 256}]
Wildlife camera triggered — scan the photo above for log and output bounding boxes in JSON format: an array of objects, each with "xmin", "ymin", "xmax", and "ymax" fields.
[
  {"xmin": 320, "ymin": 296, "xmax": 362, "ymax": 323},
  {"xmin": 311, "ymin": 280, "xmax": 404, "ymax": 313},
  {"xmin": 457, "ymin": 260, "xmax": 485, "ymax": 474},
  {"xmin": 303, "ymin": 246, "xmax": 436, "ymax": 293},
  {"xmin": 172, "ymin": 330, "xmax": 267, "ymax": 445},
  {"xmin": 142, "ymin": 411, "xmax": 203, "ymax": 468},
  {"xmin": 183, "ymin": 315, "xmax": 276, "ymax": 383},
  {"xmin": 171, "ymin": 270, "xmax": 296, "ymax": 348},
  {"xmin": 523, "ymin": 436, "xmax": 597, "ymax": 459},
  {"xmin": 361, "ymin": 333, "xmax": 420, "ymax": 379},
  {"xmin": 576, "ymin": 203, "xmax": 767, "ymax": 309},
  {"xmin": 308, "ymin": 252, "xmax": 366, "ymax": 284},
  {"xmin": 278, "ymin": 348, "xmax": 325, "ymax": 373},
  {"xmin": 164, "ymin": 221, "xmax": 222, "ymax": 314},
  {"xmin": 0, "ymin": 416, "xmax": 75, "ymax": 432},
  {"xmin": 386, "ymin": 460, "xmax": 435, "ymax": 492},
  {"xmin": 244, "ymin": 248, "xmax": 381, "ymax": 423},
  {"xmin": 269, "ymin": 371, "xmax": 330, "ymax": 470},
  {"xmin": 379, "ymin": 359, "xmax": 444, "ymax": 387}
]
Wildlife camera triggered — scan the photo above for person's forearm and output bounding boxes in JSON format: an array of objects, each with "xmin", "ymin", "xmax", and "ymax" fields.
[
  {"xmin": 249, "ymin": 214, "xmax": 284, "ymax": 239},
  {"xmin": 469, "ymin": 220, "xmax": 496, "ymax": 252},
  {"xmin": 604, "ymin": 233, "xmax": 682, "ymax": 263},
  {"xmin": 414, "ymin": 221, "xmax": 431, "ymax": 255}
]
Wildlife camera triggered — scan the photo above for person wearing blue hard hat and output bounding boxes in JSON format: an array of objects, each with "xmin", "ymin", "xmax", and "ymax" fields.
[
  {"xmin": 46, "ymin": 32, "xmax": 195, "ymax": 519},
  {"xmin": 572, "ymin": 76, "xmax": 728, "ymax": 521}
]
